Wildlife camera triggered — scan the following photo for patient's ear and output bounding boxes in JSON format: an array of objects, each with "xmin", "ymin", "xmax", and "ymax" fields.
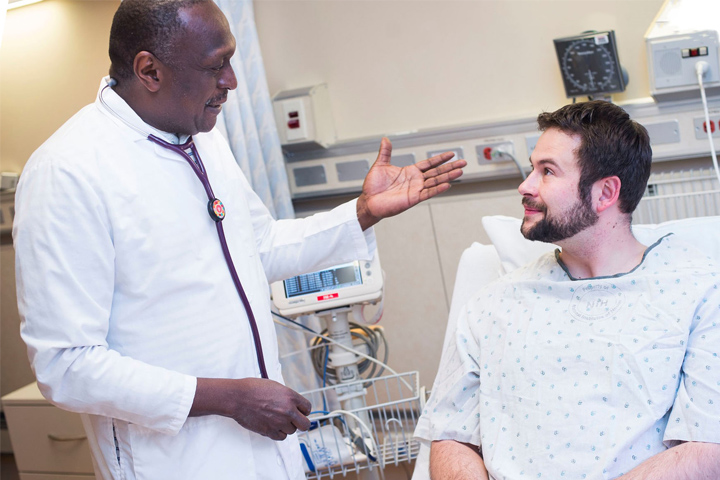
[{"xmin": 594, "ymin": 176, "xmax": 621, "ymax": 213}]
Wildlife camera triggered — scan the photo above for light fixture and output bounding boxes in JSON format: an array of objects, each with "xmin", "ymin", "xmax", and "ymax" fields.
[{"xmin": 7, "ymin": 0, "xmax": 45, "ymax": 10}]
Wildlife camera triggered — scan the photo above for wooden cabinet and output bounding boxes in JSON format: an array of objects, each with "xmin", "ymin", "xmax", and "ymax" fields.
[{"xmin": 2, "ymin": 383, "xmax": 94, "ymax": 480}]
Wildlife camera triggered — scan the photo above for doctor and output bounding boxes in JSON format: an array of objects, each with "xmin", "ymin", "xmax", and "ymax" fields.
[{"xmin": 12, "ymin": 1, "xmax": 466, "ymax": 479}]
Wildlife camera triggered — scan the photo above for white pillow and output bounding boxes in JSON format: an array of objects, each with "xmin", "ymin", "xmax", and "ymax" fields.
[
  {"xmin": 482, "ymin": 215, "xmax": 720, "ymax": 273},
  {"xmin": 481, "ymin": 216, "xmax": 555, "ymax": 273},
  {"xmin": 632, "ymin": 216, "xmax": 720, "ymax": 262}
]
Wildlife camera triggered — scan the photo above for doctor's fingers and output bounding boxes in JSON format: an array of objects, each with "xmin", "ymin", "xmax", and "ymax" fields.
[
  {"xmin": 272, "ymin": 415, "xmax": 307, "ymax": 440},
  {"xmin": 295, "ymin": 394, "xmax": 312, "ymax": 416},
  {"xmin": 415, "ymin": 151, "xmax": 457, "ymax": 171},
  {"xmin": 415, "ymin": 153, "xmax": 465, "ymax": 173},
  {"xmin": 268, "ymin": 430, "xmax": 288, "ymax": 441},
  {"xmin": 291, "ymin": 410, "xmax": 311, "ymax": 432},
  {"xmin": 422, "ymin": 159, "xmax": 466, "ymax": 181}
]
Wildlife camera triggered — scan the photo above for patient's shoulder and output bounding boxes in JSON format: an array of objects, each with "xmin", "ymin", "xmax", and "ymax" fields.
[
  {"xmin": 647, "ymin": 234, "xmax": 717, "ymax": 273},
  {"xmin": 465, "ymin": 251, "xmax": 561, "ymax": 302}
]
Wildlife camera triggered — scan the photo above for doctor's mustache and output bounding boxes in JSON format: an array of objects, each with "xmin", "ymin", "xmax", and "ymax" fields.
[{"xmin": 206, "ymin": 92, "xmax": 228, "ymax": 106}]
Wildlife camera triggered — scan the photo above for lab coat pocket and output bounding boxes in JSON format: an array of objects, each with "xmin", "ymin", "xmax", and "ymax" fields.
[
  {"xmin": 127, "ymin": 415, "xmax": 250, "ymax": 480},
  {"xmin": 279, "ymin": 434, "xmax": 306, "ymax": 480}
]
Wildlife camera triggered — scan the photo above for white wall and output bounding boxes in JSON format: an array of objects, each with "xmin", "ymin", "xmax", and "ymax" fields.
[
  {"xmin": 255, "ymin": 0, "xmax": 667, "ymax": 390},
  {"xmin": 0, "ymin": 0, "xmax": 672, "ymax": 398},
  {"xmin": 0, "ymin": 0, "xmax": 119, "ymax": 399},
  {"xmin": 255, "ymin": 0, "xmax": 665, "ymax": 142}
]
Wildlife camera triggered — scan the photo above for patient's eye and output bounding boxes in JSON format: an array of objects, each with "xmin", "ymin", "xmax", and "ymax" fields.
[{"xmin": 543, "ymin": 168, "xmax": 554, "ymax": 176}]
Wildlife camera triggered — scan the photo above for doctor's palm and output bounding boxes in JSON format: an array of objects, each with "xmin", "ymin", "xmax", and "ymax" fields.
[{"xmin": 356, "ymin": 138, "xmax": 465, "ymax": 230}]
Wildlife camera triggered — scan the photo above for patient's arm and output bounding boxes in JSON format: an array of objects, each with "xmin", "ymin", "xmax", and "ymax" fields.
[
  {"xmin": 430, "ymin": 440, "xmax": 489, "ymax": 480},
  {"xmin": 620, "ymin": 441, "xmax": 720, "ymax": 479}
]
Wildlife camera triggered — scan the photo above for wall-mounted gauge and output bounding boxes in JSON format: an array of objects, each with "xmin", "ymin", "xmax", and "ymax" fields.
[{"xmin": 554, "ymin": 31, "xmax": 627, "ymax": 98}]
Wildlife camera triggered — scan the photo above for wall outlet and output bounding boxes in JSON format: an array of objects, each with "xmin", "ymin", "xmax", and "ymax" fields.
[
  {"xmin": 693, "ymin": 114, "xmax": 720, "ymax": 139},
  {"xmin": 525, "ymin": 134, "xmax": 541, "ymax": 156},
  {"xmin": 475, "ymin": 141, "xmax": 515, "ymax": 164}
]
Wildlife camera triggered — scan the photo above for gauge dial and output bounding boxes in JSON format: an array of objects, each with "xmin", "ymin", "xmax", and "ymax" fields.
[{"xmin": 554, "ymin": 31, "xmax": 626, "ymax": 98}]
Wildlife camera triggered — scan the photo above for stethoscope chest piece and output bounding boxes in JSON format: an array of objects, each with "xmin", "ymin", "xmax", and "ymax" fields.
[{"xmin": 208, "ymin": 198, "xmax": 226, "ymax": 222}]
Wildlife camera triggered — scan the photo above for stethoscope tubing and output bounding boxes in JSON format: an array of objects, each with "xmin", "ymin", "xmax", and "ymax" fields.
[
  {"xmin": 148, "ymin": 134, "xmax": 269, "ymax": 380},
  {"xmin": 99, "ymin": 83, "xmax": 269, "ymax": 380}
]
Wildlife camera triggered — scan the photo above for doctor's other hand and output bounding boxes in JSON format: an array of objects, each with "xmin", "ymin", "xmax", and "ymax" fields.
[
  {"xmin": 356, "ymin": 137, "xmax": 466, "ymax": 230},
  {"xmin": 190, "ymin": 377, "xmax": 311, "ymax": 441}
]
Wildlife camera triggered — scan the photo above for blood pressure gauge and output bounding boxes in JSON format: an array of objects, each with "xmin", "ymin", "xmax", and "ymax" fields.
[{"xmin": 554, "ymin": 31, "xmax": 627, "ymax": 98}]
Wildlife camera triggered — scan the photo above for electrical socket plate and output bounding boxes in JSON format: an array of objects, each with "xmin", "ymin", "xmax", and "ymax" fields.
[
  {"xmin": 525, "ymin": 134, "xmax": 541, "ymax": 156},
  {"xmin": 427, "ymin": 147, "xmax": 464, "ymax": 161},
  {"xmin": 693, "ymin": 114, "xmax": 720, "ymax": 139},
  {"xmin": 475, "ymin": 141, "xmax": 515, "ymax": 164}
]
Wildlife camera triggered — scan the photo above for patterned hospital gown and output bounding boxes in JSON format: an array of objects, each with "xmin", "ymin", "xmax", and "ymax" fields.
[{"xmin": 415, "ymin": 234, "xmax": 720, "ymax": 479}]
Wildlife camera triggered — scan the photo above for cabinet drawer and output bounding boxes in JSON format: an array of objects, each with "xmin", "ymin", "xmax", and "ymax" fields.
[
  {"xmin": 4, "ymin": 405, "xmax": 94, "ymax": 474},
  {"xmin": 20, "ymin": 474, "xmax": 94, "ymax": 480}
]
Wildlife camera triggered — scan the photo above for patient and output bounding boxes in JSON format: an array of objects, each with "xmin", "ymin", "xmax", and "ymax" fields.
[{"xmin": 415, "ymin": 101, "xmax": 720, "ymax": 479}]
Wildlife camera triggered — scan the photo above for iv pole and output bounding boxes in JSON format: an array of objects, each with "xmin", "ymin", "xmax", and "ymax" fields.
[{"xmin": 315, "ymin": 306, "xmax": 382, "ymax": 480}]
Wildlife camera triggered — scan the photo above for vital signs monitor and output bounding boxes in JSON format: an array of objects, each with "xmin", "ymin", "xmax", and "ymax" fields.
[{"xmin": 271, "ymin": 254, "xmax": 383, "ymax": 317}]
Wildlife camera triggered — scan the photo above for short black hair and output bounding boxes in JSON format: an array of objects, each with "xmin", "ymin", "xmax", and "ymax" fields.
[
  {"xmin": 537, "ymin": 101, "xmax": 652, "ymax": 215},
  {"xmin": 109, "ymin": 0, "xmax": 209, "ymax": 80}
]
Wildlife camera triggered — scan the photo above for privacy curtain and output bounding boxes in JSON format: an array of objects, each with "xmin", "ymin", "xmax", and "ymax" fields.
[
  {"xmin": 213, "ymin": 0, "xmax": 325, "ymax": 395},
  {"xmin": 213, "ymin": 0, "xmax": 294, "ymax": 221}
]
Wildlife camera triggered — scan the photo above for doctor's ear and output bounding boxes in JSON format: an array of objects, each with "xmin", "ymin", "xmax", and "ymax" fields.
[{"xmin": 133, "ymin": 51, "xmax": 163, "ymax": 93}]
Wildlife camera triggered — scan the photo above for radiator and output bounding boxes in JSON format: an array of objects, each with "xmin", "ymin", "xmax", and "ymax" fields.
[{"xmin": 634, "ymin": 168, "xmax": 720, "ymax": 224}]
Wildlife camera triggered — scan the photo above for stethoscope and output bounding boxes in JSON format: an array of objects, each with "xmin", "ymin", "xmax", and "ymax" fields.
[{"xmin": 99, "ymin": 79, "xmax": 269, "ymax": 379}]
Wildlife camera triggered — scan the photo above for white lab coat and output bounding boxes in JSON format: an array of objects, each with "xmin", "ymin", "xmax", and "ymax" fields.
[{"xmin": 13, "ymin": 79, "xmax": 376, "ymax": 480}]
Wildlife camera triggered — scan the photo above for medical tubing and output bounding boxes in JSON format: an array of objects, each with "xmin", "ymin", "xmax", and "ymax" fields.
[
  {"xmin": 327, "ymin": 409, "xmax": 386, "ymax": 479},
  {"xmin": 695, "ymin": 63, "xmax": 720, "ymax": 186},
  {"xmin": 310, "ymin": 323, "xmax": 387, "ymax": 384},
  {"xmin": 272, "ymin": 312, "xmax": 413, "ymax": 393},
  {"xmin": 214, "ymin": 221, "xmax": 269, "ymax": 379},
  {"xmin": 147, "ymin": 135, "xmax": 269, "ymax": 379},
  {"xmin": 509, "ymin": 152, "xmax": 527, "ymax": 181}
]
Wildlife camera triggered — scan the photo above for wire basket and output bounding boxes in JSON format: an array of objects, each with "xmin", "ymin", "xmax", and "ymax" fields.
[{"xmin": 297, "ymin": 371, "xmax": 421, "ymax": 479}]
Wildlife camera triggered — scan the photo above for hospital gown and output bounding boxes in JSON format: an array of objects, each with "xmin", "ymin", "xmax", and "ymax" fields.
[{"xmin": 415, "ymin": 234, "xmax": 720, "ymax": 479}]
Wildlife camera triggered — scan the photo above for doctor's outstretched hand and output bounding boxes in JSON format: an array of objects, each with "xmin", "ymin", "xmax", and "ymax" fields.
[
  {"xmin": 190, "ymin": 377, "xmax": 311, "ymax": 441},
  {"xmin": 356, "ymin": 137, "xmax": 466, "ymax": 230}
]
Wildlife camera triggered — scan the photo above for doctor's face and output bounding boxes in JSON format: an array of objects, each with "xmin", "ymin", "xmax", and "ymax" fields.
[
  {"xmin": 518, "ymin": 128, "xmax": 598, "ymax": 243},
  {"xmin": 158, "ymin": 1, "xmax": 238, "ymax": 136}
]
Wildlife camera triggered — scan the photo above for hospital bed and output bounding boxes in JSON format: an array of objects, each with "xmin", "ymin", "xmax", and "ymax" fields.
[{"xmin": 411, "ymin": 213, "xmax": 720, "ymax": 480}]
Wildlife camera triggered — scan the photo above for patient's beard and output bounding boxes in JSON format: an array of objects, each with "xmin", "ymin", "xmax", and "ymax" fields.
[{"xmin": 521, "ymin": 196, "xmax": 598, "ymax": 243}]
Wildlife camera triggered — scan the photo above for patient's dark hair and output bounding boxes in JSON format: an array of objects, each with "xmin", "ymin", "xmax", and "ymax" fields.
[
  {"xmin": 537, "ymin": 101, "xmax": 652, "ymax": 215},
  {"xmin": 109, "ymin": 0, "xmax": 209, "ymax": 80}
]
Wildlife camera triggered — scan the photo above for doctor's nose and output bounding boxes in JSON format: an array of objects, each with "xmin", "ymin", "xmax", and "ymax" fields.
[{"xmin": 220, "ymin": 62, "xmax": 238, "ymax": 91}]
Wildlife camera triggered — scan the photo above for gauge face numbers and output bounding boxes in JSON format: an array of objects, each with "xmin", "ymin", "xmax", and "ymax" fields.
[{"xmin": 554, "ymin": 32, "xmax": 625, "ymax": 97}]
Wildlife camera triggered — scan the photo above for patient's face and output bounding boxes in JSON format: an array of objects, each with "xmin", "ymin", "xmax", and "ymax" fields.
[{"xmin": 518, "ymin": 128, "xmax": 598, "ymax": 243}]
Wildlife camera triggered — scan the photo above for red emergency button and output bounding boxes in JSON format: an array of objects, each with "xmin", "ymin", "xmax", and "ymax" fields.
[
  {"xmin": 288, "ymin": 119, "xmax": 300, "ymax": 129},
  {"xmin": 317, "ymin": 293, "xmax": 339, "ymax": 302}
]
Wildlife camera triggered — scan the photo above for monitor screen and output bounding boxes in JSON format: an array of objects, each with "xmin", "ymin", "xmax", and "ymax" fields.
[{"xmin": 283, "ymin": 261, "xmax": 363, "ymax": 298}]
